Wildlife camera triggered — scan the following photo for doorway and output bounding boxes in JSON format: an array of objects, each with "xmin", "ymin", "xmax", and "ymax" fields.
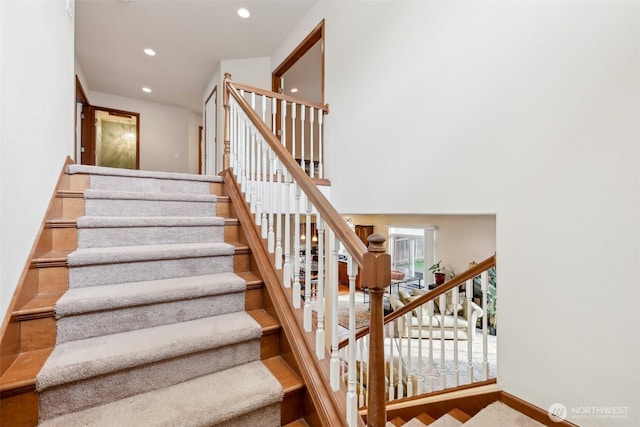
[
  {"xmin": 272, "ymin": 20, "xmax": 324, "ymax": 104},
  {"xmin": 83, "ymin": 106, "xmax": 140, "ymax": 169},
  {"xmin": 203, "ymin": 86, "xmax": 217, "ymax": 174}
]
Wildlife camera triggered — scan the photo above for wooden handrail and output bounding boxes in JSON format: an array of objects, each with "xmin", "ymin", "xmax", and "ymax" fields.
[
  {"xmin": 229, "ymin": 80, "xmax": 330, "ymax": 113},
  {"xmin": 338, "ymin": 254, "xmax": 496, "ymax": 349},
  {"xmin": 225, "ymin": 76, "xmax": 367, "ymax": 266}
]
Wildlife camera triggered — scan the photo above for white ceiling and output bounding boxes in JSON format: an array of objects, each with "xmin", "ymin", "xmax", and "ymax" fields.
[{"xmin": 75, "ymin": 0, "xmax": 317, "ymax": 113}]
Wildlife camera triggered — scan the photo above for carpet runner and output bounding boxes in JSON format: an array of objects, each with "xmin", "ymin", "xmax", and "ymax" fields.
[{"xmin": 36, "ymin": 165, "xmax": 283, "ymax": 426}]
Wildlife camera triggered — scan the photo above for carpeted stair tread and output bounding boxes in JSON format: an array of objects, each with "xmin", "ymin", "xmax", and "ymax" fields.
[
  {"xmin": 83, "ymin": 188, "xmax": 218, "ymax": 202},
  {"xmin": 55, "ymin": 272, "xmax": 246, "ymax": 316},
  {"xmin": 37, "ymin": 311, "xmax": 262, "ymax": 391},
  {"xmin": 68, "ymin": 164, "xmax": 224, "ymax": 183},
  {"xmin": 464, "ymin": 401, "xmax": 545, "ymax": 426},
  {"xmin": 67, "ymin": 242, "xmax": 235, "ymax": 266},
  {"xmin": 77, "ymin": 215, "xmax": 225, "ymax": 228},
  {"xmin": 403, "ymin": 418, "xmax": 430, "ymax": 426},
  {"xmin": 39, "ymin": 360, "xmax": 283, "ymax": 427}
]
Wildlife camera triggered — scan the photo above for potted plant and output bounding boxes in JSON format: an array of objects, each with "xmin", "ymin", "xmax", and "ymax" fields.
[
  {"xmin": 486, "ymin": 267, "xmax": 497, "ymax": 335},
  {"xmin": 428, "ymin": 260, "xmax": 446, "ymax": 285}
]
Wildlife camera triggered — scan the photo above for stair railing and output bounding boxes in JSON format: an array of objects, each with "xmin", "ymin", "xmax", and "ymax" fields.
[
  {"xmin": 223, "ymin": 74, "xmax": 389, "ymax": 426},
  {"xmin": 338, "ymin": 255, "xmax": 497, "ymax": 409}
]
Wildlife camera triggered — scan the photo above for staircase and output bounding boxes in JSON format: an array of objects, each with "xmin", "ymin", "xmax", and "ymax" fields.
[
  {"xmin": 0, "ymin": 164, "xmax": 307, "ymax": 426},
  {"xmin": 385, "ymin": 401, "xmax": 546, "ymax": 426}
]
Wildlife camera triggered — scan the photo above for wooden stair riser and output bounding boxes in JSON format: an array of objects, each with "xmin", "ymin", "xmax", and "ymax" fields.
[
  {"xmin": 36, "ymin": 266, "xmax": 68, "ymax": 294},
  {"xmin": 60, "ymin": 173, "xmax": 89, "ymax": 191},
  {"xmin": 224, "ymin": 220, "xmax": 240, "ymax": 243},
  {"xmin": 216, "ymin": 197, "xmax": 232, "ymax": 217},
  {"xmin": 41, "ymin": 226, "xmax": 77, "ymax": 253},
  {"xmin": 0, "ymin": 391, "xmax": 38, "ymax": 427},
  {"xmin": 18, "ymin": 317, "xmax": 55, "ymax": 353},
  {"xmin": 210, "ymin": 182, "xmax": 224, "ymax": 195},
  {"xmin": 51, "ymin": 195, "xmax": 84, "ymax": 219}
]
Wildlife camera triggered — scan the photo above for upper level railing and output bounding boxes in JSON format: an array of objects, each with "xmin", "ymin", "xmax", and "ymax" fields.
[
  {"xmin": 338, "ymin": 255, "xmax": 497, "ymax": 408},
  {"xmin": 223, "ymin": 74, "xmax": 391, "ymax": 426}
]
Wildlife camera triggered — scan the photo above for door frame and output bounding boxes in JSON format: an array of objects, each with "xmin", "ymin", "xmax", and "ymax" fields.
[
  {"xmin": 75, "ymin": 76, "xmax": 91, "ymax": 164},
  {"xmin": 272, "ymin": 19, "xmax": 325, "ymax": 102},
  {"xmin": 203, "ymin": 86, "xmax": 217, "ymax": 174},
  {"xmin": 88, "ymin": 106, "xmax": 141, "ymax": 169}
]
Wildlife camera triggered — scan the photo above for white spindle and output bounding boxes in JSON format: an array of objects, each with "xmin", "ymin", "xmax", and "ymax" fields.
[
  {"xmin": 388, "ymin": 322, "xmax": 395, "ymax": 401},
  {"xmin": 291, "ymin": 103, "xmax": 297, "ymax": 162},
  {"xmin": 261, "ymin": 139, "xmax": 268, "ymax": 238},
  {"xmin": 453, "ymin": 288, "xmax": 460, "ymax": 387},
  {"xmin": 406, "ymin": 312, "xmax": 413, "ymax": 397},
  {"xmin": 254, "ymin": 136, "xmax": 262, "ymax": 225},
  {"xmin": 267, "ymin": 148, "xmax": 275, "ymax": 253},
  {"xmin": 292, "ymin": 185, "xmax": 301, "ymax": 308},
  {"xmin": 318, "ymin": 110, "xmax": 323, "ymax": 179},
  {"xmin": 283, "ymin": 177, "xmax": 292, "ymax": 285},
  {"xmin": 417, "ymin": 304, "xmax": 424, "ymax": 394},
  {"xmin": 428, "ymin": 299, "xmax": 435, "ymax": 392},
  {"xmin": 303, "ymin": 196, "xmax": 312, "ymax": 331},
  {"xmin": 329, "ymin": 231, "xmax": 340, "ymax": 391},
  {"xmin": 396, "ymin": 315, "xmax": 404, "ymax": 400},
  {"xmin": 358, "ymin": 338, "xmax": 365, "ymax": 407},
  {"xmin": 439, "ymin": 293, "xmax": 446, "ymax": 389},
  {"xmin": 482, "ymin": 270, "xmax": 489, "ymax": 380},
  {"xmin": 300, "ymin": 106, "xmax": 305, "ymax": 174},
  {"xmin": 249, "ymin": 94, "xmax": 257, "ymax": 213},
  {"xmin": 309, "ymin": 107, "xmax": 315, "ymax": 178},
  {"xmin": 315, "ymin": 216, "xmax": 325, "ymax": 359},
  {"xmin": 346, "ymin": 254, "xmax": 358, "ymax": 427},
  {"xmin": 466, "ymin": 279, "xmax": 474, "ymax": 384},
  {"xmin": 274, "ymin": 162, "xmax": 283, "ymax": 270}
]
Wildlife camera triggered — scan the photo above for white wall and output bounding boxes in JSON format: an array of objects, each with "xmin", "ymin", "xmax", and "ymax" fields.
[
  {"xmin": 203, "ymin": 57, "xmax": 271, "ymax": 174},
  {"xmin": 274, "ymin": 2, "xmax": 640, "ymax": 426},
  {"xmin": 0, "ymin": 1, "xmax": 75, "ymax": 320},
  {"xmin": 88, "ymin": 91, "xmax": 199, "ymax": 173}
]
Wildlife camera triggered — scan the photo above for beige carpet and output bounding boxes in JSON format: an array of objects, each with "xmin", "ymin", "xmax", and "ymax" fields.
[{"xmin": 337, "ymin": 300, "xmax": 370, "ymax": 329}]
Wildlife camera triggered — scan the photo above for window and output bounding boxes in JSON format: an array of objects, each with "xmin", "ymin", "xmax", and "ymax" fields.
[{"xmin": 388, "ymin": 226, "xmax": 436, "ymax": 280}]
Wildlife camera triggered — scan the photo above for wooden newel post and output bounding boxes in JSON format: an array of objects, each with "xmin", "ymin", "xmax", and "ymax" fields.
[
  {"xmin": 362, "ymin": 234, "xmax": 390, "ymax": 427},
  {"xmin": 223, "ymin": 73, "xmax": 232, "ymax": 171}
]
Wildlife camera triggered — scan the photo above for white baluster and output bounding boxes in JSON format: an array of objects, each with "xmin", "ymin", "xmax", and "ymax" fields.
[
  {"xmin": 453, "ymin": 288, "xmax": 460, "ymax": 387},
  {"xmin": 303, "ymin": 196, "xmax": 312, "ymax": 331},
  {"xmin": 267, "ymin": 148, "xmax": 275, "ymax": 253},
  {"xmin": 315, "ymin": 217, "xmax": 325, "ymax": 359},
  {"xmin": 406, "ymin": 312, "xmax": 413, "ymax": 397},
  {"xmin": 481, "ymin": 270, "xmax": 489, "ymax": 380},
  {"xmin": 254, "ymin": 136, "xmax": 262, "ymax": 225},
  {"xmin": 230, "ymin": 100, "xmax": 237, "ymax": 176},
  {"xmin": 244, "ymin": 116, "xmax": 250, "ymax": 202},
  {"xmin": 358, "ymin": 338, "xmax": 365, "ymax": 407},
  {"xmin": 417, "ymin": 303, "xmax": 424, "ymax": 394},
  {"xmin": 439, "ymin": 293, "xmax": 446, "ymax": 389},
  {"xmin": 346, "ymin": 253, "xmax": 358, "ymax": 427},
  {"xmin": 274, "ymin": 160, "xmax": 282, "ymax": 270},
  {"xmin": 283, "ymin": 177, "xmax": 291, "ymax": 285},
  {"xmin": 291, "ymin": 103, "xmax": 297, "ymax": 163},
  {"xmin": 329, "ymin": 230, "xmax": 341, "ymax": 391},
  {"xmin": 428, "ymin": 299, "xmax": 435, "ymax": 392},
  {"xmin": 388, "ymin": 321, "xmax": 395, "ymax": 401},
  {"xmin": 261, "ymin": 140, "xmax": 268, "ymax": 238},
  {"xmin": 466, "ymin": 278, "xmax": 474, "ymax": 384},
  {"xmin": 271, "ymin": 97, "xmax": 277, "ymax": 136},
  {"xmin": 397, "ymin": 315, "xmax": 404, "ymax": 399},
  {"xmin": 292, "ymin": 185, "xmax": 301, "ymax": 308},
  {"xmin": 309, "ymin": 107, "xmax": 315, "ymax": 178},
  {"xmin": 300, "ymin": 106, "xmax": 305, "ymax": 174},
  {"xmin": 318, "ymin": 110, "xmax": 324, "ymax": 179},
  {"xmin": 249, "ymin": 94, "xmax": 257, "ymax": 212}
]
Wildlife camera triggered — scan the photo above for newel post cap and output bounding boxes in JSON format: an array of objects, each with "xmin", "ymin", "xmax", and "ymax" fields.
[{"xmin": 363, "ymin": 234, "xmax": 390, "ymax": 291}]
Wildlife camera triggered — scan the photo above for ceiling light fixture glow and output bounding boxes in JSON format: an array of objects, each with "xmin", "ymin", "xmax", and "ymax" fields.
[
  {"xmin": 142, "ymin": 87, "xmax": 152, "ymax": 93},
  {"xmin": 290, "ymin": 88, "xmax": 298, "ymax": 93},
  {"xmin": 144, "ymin": 48, "xmax": 156, "ymax": 56},
  {"xmin": 237, "ymin": 8, "xmax": 250, "ymax": 18}
]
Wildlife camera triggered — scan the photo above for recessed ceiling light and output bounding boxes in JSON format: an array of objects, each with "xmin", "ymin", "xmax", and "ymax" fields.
[
  {"xmin": 237, "ymin": 8, "xmax": 250, "ymax": 18},
  {"xmin": 290, "ymin": 88, "xmax": 298, "ymax": 93},
  {"xmin": 144, "ymin": 48, "xmax": 156, "ymax": 56},
  {"xmin": 142, "ymin": 87, "xmax": 152, "ymax": 93}
]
